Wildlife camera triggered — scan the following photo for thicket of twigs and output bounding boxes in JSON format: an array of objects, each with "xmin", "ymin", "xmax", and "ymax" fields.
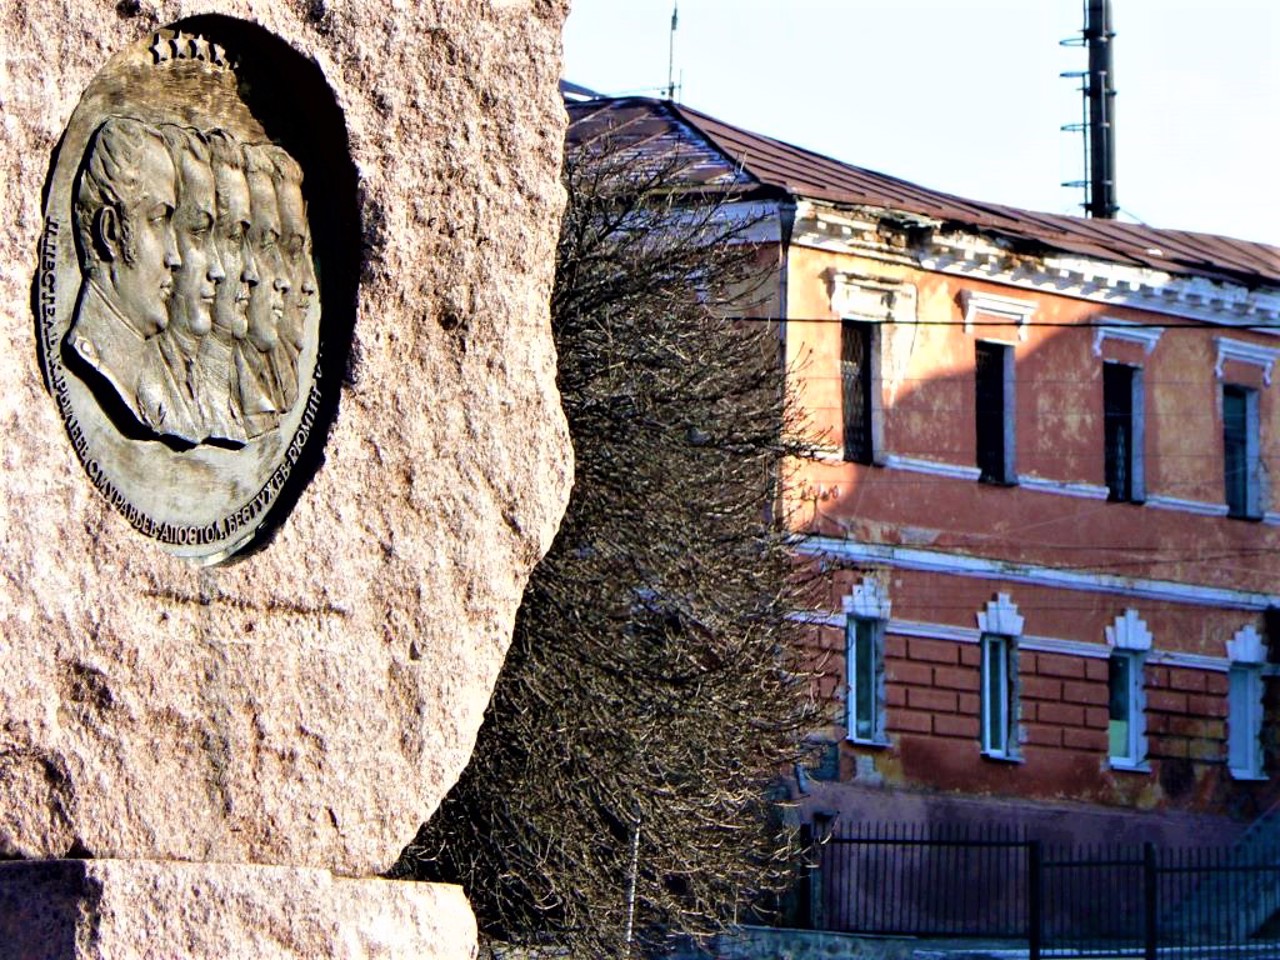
[{"xmin": 391, "ymin": 120, "xmax": 821, "ymax": 959}]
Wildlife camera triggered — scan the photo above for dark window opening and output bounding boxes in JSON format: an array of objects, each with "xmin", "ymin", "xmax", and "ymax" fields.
[
  {"xmin": 842, "ymin": 320, "xmax": 873, "ymax": 463},
  {"xmin": 975, "ymin": 342, "xmax": 1013, "ymax": 484},
  {"xmin": 1104, "ymin": 363, "xmax": 1137, "ymax": 501},
  {"xmin": 1224, "ymin": 385, "xmax": 1258, "ymax": 519}
]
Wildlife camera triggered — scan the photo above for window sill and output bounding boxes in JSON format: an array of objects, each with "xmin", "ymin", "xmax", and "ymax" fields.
[
  {"xmin": 1229, "ymin": 768, "xmax": 1268, "ymax": 782},
  {"xmin": 1109, "ymin": 759, "xmax": 1151, "ymax": 774},
  {"xmin": 848, "ymin": 736, "xmax": 890, "ymax": 749},
  {"xmin": 981, "ymin": 750, "xmax": 1024, "ymax": 764}
]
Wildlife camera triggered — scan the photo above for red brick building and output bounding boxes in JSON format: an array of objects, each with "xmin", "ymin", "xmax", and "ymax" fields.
[{"xmin": 567, "ymin": 96, "xmax": 1280, "ymax": 847}]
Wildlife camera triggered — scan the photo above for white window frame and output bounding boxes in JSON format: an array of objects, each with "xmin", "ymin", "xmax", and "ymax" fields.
[
  {"xmin": 960, "ymin": 290, "xmax": 1036, "ymax": 341},
  {"xmin": 1105, "ymin": 610, "xmax": 1151, "ymax": 771},
  {"xmin": 847, "ymin": 618, "xmax": 886, "ymax": 745},
  {"xmin": 977, "ymin": 595, "xmax": 1023, "ymax": 760},
  {"xmin": 1227, "ymin": 625, "xmax": 1268, "ymax": 780},
  {"xmin": 981, "ymin": 634, "xmax": 1014, "ymax": 757},
  {"xmin": 843, "ymin": 578, "xmax": 890, "ymax": 746}
]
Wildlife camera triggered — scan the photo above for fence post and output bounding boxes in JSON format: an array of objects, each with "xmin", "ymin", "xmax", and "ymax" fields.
[
  {"xmin": 1028, "ymin": 839, "xmax": 1043, "ymax": 960},
  {"xmin": 1143, "ymin": 841, "xmax": 1157, "ymax": 960}
]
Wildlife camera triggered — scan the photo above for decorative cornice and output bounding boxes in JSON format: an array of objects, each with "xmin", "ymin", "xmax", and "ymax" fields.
[
  {"xmin": 1215, "ymin": 337, "xmax": 1280, "ymax": 386},
  {"xmin": 1228, "ymin": 624, "xmax": 1268, "ymax": 665},
  {"xmin": 844, "ymin": 576, "xmax": 892, "ymax": 621},
  {"xmin": 960, "ymin": 290, "xmax": 1037, "ymax": 340},
  {"xmin": 795, "ymin": 536, "xmax": 1280, "ymax": 612},
  {"xmin": 1093, "ymin": 319, "xmax": 1164, "ymax": 357},
  {"xmin": 920, "ymin": 231, "xmax": 1280, "ymax": 332},
  {"xmin": 830, "ymin": 272, "xmax": 917, "ymax": 324},
  {"xmin": 1106, "ymin": 609, "xmax": 1153, "ymax": 652},
  {"xmin": 789, "ymin": 203, "xmax": 1280, "ymax": 331},
  {"xmin": 977, "ymin": 593, "xmax": 1024, "ymax": 637}
]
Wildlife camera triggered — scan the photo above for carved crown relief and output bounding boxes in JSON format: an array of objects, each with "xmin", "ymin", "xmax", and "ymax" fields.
[{"xmin": 39, "ymin": 26, "xmax": 331, "ymax": 562}]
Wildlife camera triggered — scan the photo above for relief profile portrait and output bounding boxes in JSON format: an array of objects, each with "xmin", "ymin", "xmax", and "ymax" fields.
[
  {"xmin": 272, "ymin": 146, "xmax": 319, "ymax": 415},
  {"xmin": 68, "ymin": 117, "xmax": 182, "ymax": 427},
  {"xmin": 39, "ymin": 25, "xmax": 341, "ymax": 561},
  {"xmin": 67, "ymin": 116, "xmax": 315, "ymax": 447}
]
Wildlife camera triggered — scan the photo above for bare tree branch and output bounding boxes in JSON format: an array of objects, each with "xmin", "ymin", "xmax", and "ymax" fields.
[{"xmin": 391, "ymin": 119, "xmax": 825, "ymax": 959}]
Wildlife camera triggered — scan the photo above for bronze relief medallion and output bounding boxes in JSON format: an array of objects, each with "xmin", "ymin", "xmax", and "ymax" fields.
[{"xmin": 39, "ymin": 27, "xmax": 328, "ymax": 563}]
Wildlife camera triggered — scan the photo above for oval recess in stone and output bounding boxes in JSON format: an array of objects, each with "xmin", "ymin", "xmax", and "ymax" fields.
[{"xmin": 38, "ymin": 23, "xmax": 346, "ymax": 564}]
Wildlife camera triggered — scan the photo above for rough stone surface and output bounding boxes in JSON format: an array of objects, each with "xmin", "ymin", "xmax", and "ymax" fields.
[
  {"xmin": 0, "ymin": 859, "xmax": 478, "ymax": 959},
  {"xmin": 0, "ymin": 0, "xmax": 572, "ymax": 873}
]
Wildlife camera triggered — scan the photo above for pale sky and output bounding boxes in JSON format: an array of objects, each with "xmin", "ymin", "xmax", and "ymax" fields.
[{"xmin": 562, "ymin": 1, "xmax": 1280, "ymax": 245}]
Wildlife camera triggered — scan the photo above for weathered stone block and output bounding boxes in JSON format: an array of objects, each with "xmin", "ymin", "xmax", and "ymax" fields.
[
  {"xmin": 0, "ymin": 0, "xmax": 572, "ymax": 875},
  {"xmin": 0, "ymin": 859, "xmax": 476, "ymax": 959}
]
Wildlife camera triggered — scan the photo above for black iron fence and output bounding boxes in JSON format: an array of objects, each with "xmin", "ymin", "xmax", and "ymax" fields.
[{"xmin": 800, "ymin": 824, "xmax": 1280, "ymax": 959}]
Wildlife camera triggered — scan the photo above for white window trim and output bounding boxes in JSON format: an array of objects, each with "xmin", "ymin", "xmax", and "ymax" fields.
[
  {"xmin": 843, "ymin": 578, "xmax": 891, "ymax": 746},
  {"xmin": 843, "ymin": 576, "xmax": 892, "ymax": 622},
  {"xmin": 1106, "ymin": 608, "xmax": 1153, "ymax": 653},
  {"xmin": 1016, "ymin": 476, "xmax": 1111, "ymax": 500},
  {"xmin": 880, "ymin": 455, "xmax": 982, "ymax": 482},
  {"xmin": 1107, "ymin": 650, "xmax": 1148, "ymax": 772},
  {"xmin": 1228, "ymin": 665, "xmax": 1266, "ymax": 781},
  {"xmin": 1216, "ymin": 337, "xmax": 1280, "ymax": 387},
  {"xmin": 977, "ymin": 594, "xmax": 1023, "ymax": 761},
  {"xmin": 961, "ymin": 291, "xmax": 1037, "ymax": 341},
  {"xmin": 978, "ymin": 593, "xmax": 1025, "ymax": 636},
  {"xmin": 1227, "ymin": 624, "xmax": 1266, "ymax": 665},
  {"xmin": 980, "ymin": 633, "xmax": 1019, "ymax": 761},
  {"xmin": 1145, "ymin": 495, "xmax": 1230, "ymax": 518},
  {"xmin": 1227, "ymin": 625, "xmax": 1268, "ymax": 781},
  {"xmin": 1092, "ymin": 319, "xmax": 1164, "ymax": 357},
  {"xmin": 846, "ymin": 618, "xmax": 889, "ymax": 747}
]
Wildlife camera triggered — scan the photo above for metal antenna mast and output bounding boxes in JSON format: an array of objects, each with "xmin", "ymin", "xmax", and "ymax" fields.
[
  {"xmin": 666, "ymin": 1, "xmax": 679, "ymax": 100},
  {"xmin": 1060, "ymin": 0, "xmax": 1118, "ymax": 218}
]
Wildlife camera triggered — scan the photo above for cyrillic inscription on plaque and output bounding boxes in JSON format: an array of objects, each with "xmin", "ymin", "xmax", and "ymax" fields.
[{"xmin": 39, "ymin": 28, "xmax": 326, "ymax": 562}]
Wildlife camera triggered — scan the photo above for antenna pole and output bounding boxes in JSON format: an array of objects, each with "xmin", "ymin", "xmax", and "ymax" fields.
[
  {"xmin": 666, "ymin": 1, "xmax": 679, "ymax": 100},
  {"xmin": 1085, "ymin": 0, "xmax": 1118, "ymax": 218}
]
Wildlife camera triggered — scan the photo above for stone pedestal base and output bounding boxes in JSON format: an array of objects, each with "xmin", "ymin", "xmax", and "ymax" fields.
[{"xmin": 0, "ymin": 860, "xmax": 476, "ymax": 959}]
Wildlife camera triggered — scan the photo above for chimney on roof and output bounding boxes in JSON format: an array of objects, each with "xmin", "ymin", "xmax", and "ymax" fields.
[{"xmin": 1085, "ymin": 0, "xmax": 1118, "ymax": 218}]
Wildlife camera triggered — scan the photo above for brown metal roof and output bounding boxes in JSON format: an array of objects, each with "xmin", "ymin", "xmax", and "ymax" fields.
[{"xmin": 567, "ymin": 97, "xmax": 1280, "ymax": 289}]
